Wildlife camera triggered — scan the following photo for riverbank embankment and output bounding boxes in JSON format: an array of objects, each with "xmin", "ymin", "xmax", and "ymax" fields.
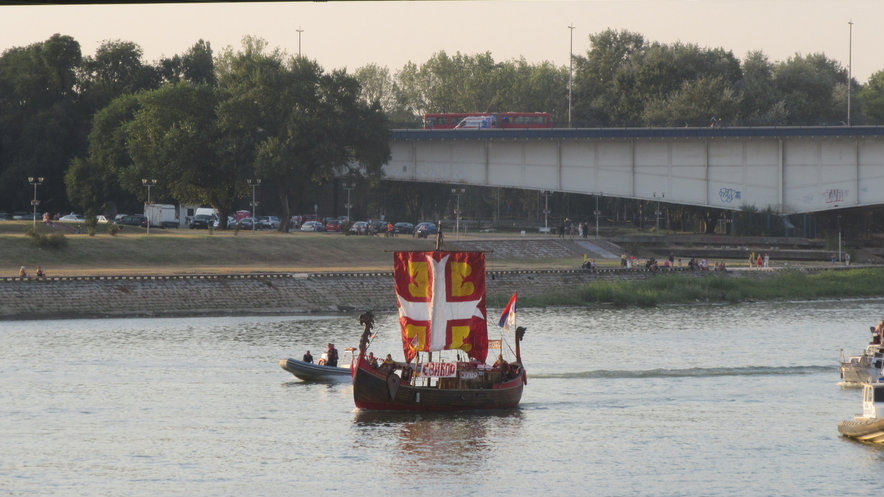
[{"xmin": 1, "ymin": 265, "xmax": 859, "ymax": 321}]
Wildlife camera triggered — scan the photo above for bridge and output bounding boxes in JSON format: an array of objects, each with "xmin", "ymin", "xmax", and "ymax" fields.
[{"xmin": 384, "ymin": 126, "xmax": 884, "ymax": 215}]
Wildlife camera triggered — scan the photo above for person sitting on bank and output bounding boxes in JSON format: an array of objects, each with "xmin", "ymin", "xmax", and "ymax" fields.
[
  {"xmin": 18, "ymin": 266, "xmax": 27, "ymax": 278},
  {"xmin": 35, "ymin": 266, "xmax": 44, "ymax": 278},
  {"xmin": 303, "ymin": 350, "xmax": 313, "ymax": 363},
  {"xmin": 367, "ymin": 352, "xmax": 379, "ymax": 368},
  {"xmin": 325, "ymin": 343, "xmax": 339, "ymax": 367}
]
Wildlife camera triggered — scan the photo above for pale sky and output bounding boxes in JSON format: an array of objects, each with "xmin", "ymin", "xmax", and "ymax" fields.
[{"xmin": 1, "ymin": 0, "xmax": 883, "ymax": 83}]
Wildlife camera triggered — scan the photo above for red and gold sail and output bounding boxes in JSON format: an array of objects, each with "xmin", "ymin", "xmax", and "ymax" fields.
[{"xmin": 394, "ymin": 251, "xmax": 488, "ymax": 363}]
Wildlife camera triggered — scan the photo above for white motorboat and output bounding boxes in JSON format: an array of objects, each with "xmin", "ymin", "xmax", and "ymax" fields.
[
  {"xmin": 840, "ymin": 327, "xmax": 884, "ymax": 386},
  {"xmin": 838, "ymin": 381, "xmax": 884, "ymax": 443}
]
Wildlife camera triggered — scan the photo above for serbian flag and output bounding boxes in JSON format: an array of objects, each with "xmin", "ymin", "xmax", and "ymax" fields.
[
  {"xmin": 498, "ymin": 292, "xmax": 517, "ymax": 333},
  {"xmin": 394, "ymin": 251, "xmax": 488, "ymax": 363}
]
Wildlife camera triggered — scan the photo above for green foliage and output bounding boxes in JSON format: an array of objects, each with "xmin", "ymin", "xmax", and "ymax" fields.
[
  {"xmin": 569, "ymin": 268, "xmax": 883, "ymax": 307},
  {"xmin": 858, "ymin": 70, "xmax": 884, "ymax": 123},
  {"xmin": 25, "ymin": 229, "xmax": 68, "ymax": 249}
]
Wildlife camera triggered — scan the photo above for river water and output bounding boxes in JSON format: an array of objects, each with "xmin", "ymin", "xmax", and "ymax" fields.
[{"xmin": 2, "ymin": 299, "xmax": 883, "ymax": 496}]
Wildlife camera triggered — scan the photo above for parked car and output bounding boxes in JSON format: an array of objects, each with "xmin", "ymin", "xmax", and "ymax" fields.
[
  {"xmin": 116, "ymin": 214, "xmax": 147, "ymax": 227},
  {"xmin": 0, "ymin": 212, "xmax": 11, "ymax": 221},
  {"xmin": 348, "ymin": 221, "xmax": 369, "ymax": 235},
  {"xmin": 236, "ymin": 217, "xmax": 257, "ymax": 230},
  {"xmin": 301, "ymin": 220, "xmax": 326, "ymax": 232},
  {"xmin": 95, "ymin": 215, "xmax": 109, "ymax": 224},
  {"xmin": 369, "ymin": 220, "xmax": 387, "ymax": 234},
  {"xmin": 59, "ymin": 213, "xmax": 86, "ymax": 222},
  {"xmin": 393, "ymin": 222, "xmax": 414, "ymax": 234},
  {"xmin": 414, "ymin": 222, "xmax": 438, "ymax": 238},
  {"xmin": 258, "ymin": 216, "xmax": 281, "ymax": 230},
  {"xmin": 324, "ymin": 218, "xmax": 341, "ymax": 232},
  {"xmin": 189, "ymin": 214, "xmax": 215, "ymax": 229}
]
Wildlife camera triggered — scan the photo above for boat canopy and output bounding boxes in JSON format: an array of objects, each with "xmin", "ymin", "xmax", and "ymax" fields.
[{"xmin": 394, "ymin": 251, "xmax": 488, "ymax": 363}]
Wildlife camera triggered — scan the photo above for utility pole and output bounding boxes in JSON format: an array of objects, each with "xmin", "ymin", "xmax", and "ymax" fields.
[{"xmin": 568, "ymin": 24, "xmax": 575, "ymax": 128}]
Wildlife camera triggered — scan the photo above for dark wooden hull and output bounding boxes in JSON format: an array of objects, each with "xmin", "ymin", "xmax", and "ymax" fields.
[
  {"xmin": 352, "ymin": 362, "xmax": 525, "ymax": 411},
  {"xmin": 838, "ymin": 416, "xmax": 884, "ymax": 443}
]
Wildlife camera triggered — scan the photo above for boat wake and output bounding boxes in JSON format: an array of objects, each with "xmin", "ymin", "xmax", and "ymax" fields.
[{"xmin": 533, "ymin": 365, "xmax": 832, "ymax": 379}]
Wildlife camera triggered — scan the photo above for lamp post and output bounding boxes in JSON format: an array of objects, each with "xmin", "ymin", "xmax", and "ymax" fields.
[
  {"xmin": 451, "ymin": 188, "xmax": 465, "ymax": 239},
  {"xmin": 847, "ymin": 20, "xmax": 853, "ymax": 126},
  {"xmin": 568, "ymin": 23, "xmax": 575, "ymax": 128},
  {"xmin": 344, "ymin": 183, "xmax": 356, "ymax": 223},
  {"xmin": 248, "ymin": 178, "xmax": 261, "ymax": 232},
  {"xmin": 28, "ymin": 176, "xmax": 44, "ymax": 230},
  {"xmin": 142, "ymin": 178, "xmax": 156, "ymax": 235},
  {"xmin": 594, "ymin": 194, "xmax": 600, "ymax": 239},
  {"xmin": 297, "ymin": 27, "xmax": 304, "ymax": 57},
  {"xmin": 653, "ymin": 192, "xmax": 664, "ymax": 232},
  {"xmin": 542, "ymin": 190, "xmax": 551, "ymax": 233}
]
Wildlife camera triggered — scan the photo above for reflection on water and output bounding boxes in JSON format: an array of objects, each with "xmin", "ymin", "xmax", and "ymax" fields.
[{"xmin": 351, "ymin": 410, "xmax": 523, "ymax": 480}]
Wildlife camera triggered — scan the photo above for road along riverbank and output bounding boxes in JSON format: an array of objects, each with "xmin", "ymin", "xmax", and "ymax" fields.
[{"xmin": 1, "ymin": 265, "xmax": 870, "ymax": 321}]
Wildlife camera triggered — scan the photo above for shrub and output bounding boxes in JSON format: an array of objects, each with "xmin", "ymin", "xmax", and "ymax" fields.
[{"xmin": 26, "ymin": 229, "xmax": 67, "ymax": 249}]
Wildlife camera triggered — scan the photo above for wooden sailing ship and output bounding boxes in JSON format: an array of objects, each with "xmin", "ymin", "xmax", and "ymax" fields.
[{"xmin": 351, "ymin": 242, "xmax": 526, "ymax": 411}]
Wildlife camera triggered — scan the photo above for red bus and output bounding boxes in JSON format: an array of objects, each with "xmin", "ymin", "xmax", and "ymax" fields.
[{"xmin": 423, "ymin": 112, "xmax": 553, "ymax": 129}]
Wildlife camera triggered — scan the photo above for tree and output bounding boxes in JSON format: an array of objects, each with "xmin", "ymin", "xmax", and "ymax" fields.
[
  {"xmin": 213, "ymin": 37, "xmax": 391, "ymax": 230},
  {"xmin": 642, "ymin": 75, "xmax": 739, "ymax": 126},
  {"xmin": 157, "ymin": 40, "xmax": 217, "ymax": 86},
  {"xmin": 0, "ymin": 34, "xmax": 84, "ymax": 214},
  {"xmin": 78, "ymin": 40, "xmax": 161, "ymax": 114},
  {"xmin": 126, "ymin": 83, "xmax": 230, "ymax": 216},
  {"xmin": 572, "ymin": 29, "xmax": 646, "ymax": 126},
  {"xmin": 773, "ymin": 53, "xmax": 847, "ymax": 125},
  {"xmin": 736, "ymin": 51, "xmax": 785, "ymax": 125},
  {"xmin": 858, "ymin": 70, "xmax": 884, "ymax": 123}
]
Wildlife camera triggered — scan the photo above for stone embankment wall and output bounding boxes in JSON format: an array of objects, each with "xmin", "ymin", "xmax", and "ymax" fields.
[{"xmin": 0, "ymin": 268, "xmax": 666, "ymax": 321}]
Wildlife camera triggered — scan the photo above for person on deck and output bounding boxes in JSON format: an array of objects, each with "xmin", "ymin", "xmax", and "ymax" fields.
[
  {"xmin": 381, "ymin": 353, "xmax": 395, "ymax": 373},
  {"xmin": 303, "ymin": 350, "xmax": 313, "ymax": 363},
  {"xmin": 326, "ymin": 343, "xmax": 339, "ymax": 367},
  {"xmin": 368, "ymin": 352, "xmax": 379, "ymax": 368},
  {"xmin": 493, "ymin": 354, "xmax": 508, "ymax": 369}
]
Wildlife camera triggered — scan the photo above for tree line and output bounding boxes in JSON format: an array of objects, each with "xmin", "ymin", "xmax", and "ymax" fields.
[{"xmin": 1, "ymin": 30, "xmax": 881, "ymax": 233}]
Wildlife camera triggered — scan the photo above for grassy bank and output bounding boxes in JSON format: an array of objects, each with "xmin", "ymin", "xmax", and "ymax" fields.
[
  {"xmin": 0, "ymin": 224, "xmax": 438, "ymax": 275},
  {"xmin": 518, "ymin": 267, "xmax": 884, "ymax": 307},
  {"xmin": 0, "ymin": 221, "xmax": 589, "ymax": 275}
]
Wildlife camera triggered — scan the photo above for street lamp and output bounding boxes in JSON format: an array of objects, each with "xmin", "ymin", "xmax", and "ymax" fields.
[
  {"xmin": 653, "ymin": 192, "xmax": 664, "ymax": 232},
  {"xmin": 297, "ymin": 27, "xmax": 304, "ymax": 57},
  {"xmin": 142, "ymin": 178, "xmax": 156, "ymax": 235},
  {"xmin": 594, "ymin": 194, "xmax": 601, "ymax": 239},
  {"xmin": 343, "ymin": 183, "xmax": 356, "ymax": 223},
  {"xmin": 451, "ymin": 188, "xmax": 465, "ymax": 239},
  {"xmin": 28, "ymin": 176, "xmax": 44, "ymax": 230},
  {"xmin": 847, "ymin": 20, "xmax": 853, "ymax": 126},
  {"xmin": 542, "ymin": 190, "xmax": 551, "ymax": 233},
  {"xmin": 568, "ymin": 23, "xmax": 575, "ymax": 128},
  {"xmin": 248, "ymin": 178, "xmax": 261, "ymax": 232}
]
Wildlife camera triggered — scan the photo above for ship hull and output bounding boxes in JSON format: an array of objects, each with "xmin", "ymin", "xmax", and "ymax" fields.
[{"xmin": 352, "ymin": 362, "xmax": 524, "ymax": 412}]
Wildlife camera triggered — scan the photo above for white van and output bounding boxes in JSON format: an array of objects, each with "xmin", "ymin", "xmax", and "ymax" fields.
[
  {"xmin": 194, "ymin": 207, "xmax": 218, "ymax": 219},
  {"xmin": 454, "ymin": 115, "xmax": 497, "ymax": 129}
]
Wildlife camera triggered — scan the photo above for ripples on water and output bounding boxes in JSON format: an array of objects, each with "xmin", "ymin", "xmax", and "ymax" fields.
[{"xmin": 2, "ymin": 300, "xmax": 883, "ymax": 496}]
